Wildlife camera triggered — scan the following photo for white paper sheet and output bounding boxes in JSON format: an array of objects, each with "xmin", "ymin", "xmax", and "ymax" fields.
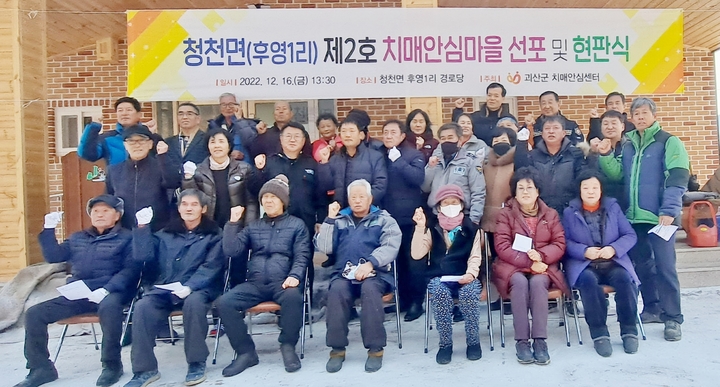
[
  {"xmin": 56, "ymin": 281, "xmax": 92, "ymax": 300},
  {"xmin": 512, "ymin": 234, "xmax": 533, "ymax": 252},
  {"xmin": 154, "ymin": 282, "xmax": 185, "ymax": 292},
  {"xmin": 440, "ymin": 275, "xmax": 464, "ymax": 282},
  {"xmin": 648, "ymin": 225, "xmax": 678, "ymax": 242}
]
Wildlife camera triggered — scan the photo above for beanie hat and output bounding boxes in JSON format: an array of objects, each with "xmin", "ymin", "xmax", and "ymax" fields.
[
  {"xmin": 432, "ymin": 184, "xmax": 465, "ymax": 207},
  {"xmin": 87, "ymin": 194, "xmax": 125, "ymax": 216},
  {"xmin": 259, "ymin": 174, "xmax": 290, "ymax": 209}
]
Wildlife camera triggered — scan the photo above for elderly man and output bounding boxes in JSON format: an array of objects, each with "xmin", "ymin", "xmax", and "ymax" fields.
[
  {"xmin": 249, "ymin": 101, "xmax": 312, "ymax": 159},
  {"xmin": 217, "ymin": 175, "xmax": 311, "ymax": 376},
  {"xmin": 315, "ymin": 179, "xmax": 401, "ymax": 373},
  {"xmin": 598, "ymin": 97, "xmax": 689, "ymax": 341},
  {"xmin": 452, "ymin": 82, "xmax": 513, "ymax": 146},
  {"xmin": 208, "ymin": 92, "xmax": 261, "ymax": 161},
  {"xmin": 587, "ymin": 91, "xmax": 635, "ymax": 143},
  {"xmin": 125, "ymin": 189, "xmax": 224, "ymax": 387},
  {"xmin": 523, "ymin": 91, "xmax": 584, "ymax": 145},
  {"xmin": 14, "ymin": 195, "xmax": 140, "ymax": 387}
]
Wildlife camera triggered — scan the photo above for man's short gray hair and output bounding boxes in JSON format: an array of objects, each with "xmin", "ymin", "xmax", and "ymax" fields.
[
  {"xmin": 219, "ymin": 92, "xmax": 237, "ymax": 102},
  {"xmin": 347, "ymin": 179, "xmax": 372, "ymax": 197},
  {"xmin": 630, "ymin": 97, "xmax": 657, "ymax": 115},
  {"xmin": 178, "ymin": 189, "xmax": 210, "ymax": 208}
]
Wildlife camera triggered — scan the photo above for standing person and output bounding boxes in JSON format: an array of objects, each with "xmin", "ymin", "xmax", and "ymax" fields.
[
  {"xmin": 312, "ymin": 113, "xmax": 343, "ymax": 162},
  {"xmin": 217, "ymin": 175, "xmax": 311, "ymax": 376},
  {"xmin": 562, "ymin": 170, "xmax": 640, "ymax": 357},
  {"xmin": 13, "ymin": 196, "xmax": 140, "ymax": 387},
  {"xmin": 598, "ymin": 97, "xmax": 689, "ymax": 341},
  {"xmin": 207, "ymin": 92, "xmax": 262, "ymax": 161},
  {"xmin": 493, "ymin": 167, "xmax": 568, "ymax": 365},
  {"xmin": 587, "ymin": 91, "xmax": 635, "ymax": 143},
  {"xmin": 422, "ymin": 123, "xmax": 486, "ymax": 225},
  {"xmin": 482, "ymin": 126, "xmax": 517, "ymax": 251},
  {"xmin": 457, "ymin": 113, "xmax": 488, "ymax": 160},
  {"xmin": 249, "ymin": 101, "xmax": 312, "ymax": 159},
  {"xmin": 105, "ymin": 124, "xmax": 177, "ymax": 231},
  {"xmin": 587, "ymin": 110, "xmax": 628, "ymax": 210},
  {"xmin": 315, "ymin": 180, "xmax": 402, "ymax": 373},
  {"xmin": 181, "ymin": 128, "xmax": 258, "ymax": 229},
  {"xmin": 452, "ymin": 82, "xmax": 512, "ymax": 146},
  {"xmin": 411, "ymin": 185, "xmax": 482, "ymax": 364},
  {"xmin": 162, "ymin": 102, "xmax": 209, "ymax": 178},
  {"xmin": 514, "ymin": 115, "xmax": 585, "ymax": 218},
  {"xmin": 124, "ymin": 190, "xmax": 224, "ymax": 387},
  {"xmin": 380, "ymin": 120, "xmax": 427, "ymax": 321},
  {"xmin": 406, "ymin": 109, "xmax": 439, "ymax": 162},
  {"xmin": 523, "ymin": 91, "xmax": 584, "ymax": 145}
]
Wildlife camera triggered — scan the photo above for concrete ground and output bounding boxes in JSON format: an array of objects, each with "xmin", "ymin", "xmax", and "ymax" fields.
[{"xmin": 2, "ymin": 287, "xmax": 719, "ymax": 387}]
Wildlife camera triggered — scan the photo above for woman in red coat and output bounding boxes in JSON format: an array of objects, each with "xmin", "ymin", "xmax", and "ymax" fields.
[{"xmin": 493, "ymin": 166, "xmax": 568, "ymax": 365}]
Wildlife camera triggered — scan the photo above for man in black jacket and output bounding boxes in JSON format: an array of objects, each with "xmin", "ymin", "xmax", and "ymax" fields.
[
  {"xmin": 207, "ymin": 93, "xmax": 261, "ymax": 161},
  {"xmin": 14, "ymin": 195, "xmax": 140, "ymax": 387},
  {"xmin": 217, "ymin": 175, "xmax": 311, "ymax": 376},
  {"xmin": 380, "ymin": 119, "xmax": 427, "ymax": 321},
  {"xmin": 125, "ymin": 189, "xmax": 224, "ymax": 387},
  {"xmin": 106, "ymin": 124, "xmax": 179, "ymax": 231},
  {"xmin": 587, "ymin": 91, "xmax": 635, "ymax": 143},
  {"xmin": 451, "ymin": 82, "xmax": 513, "ymax": 146},
  {"xmin": 523, "ymin": 90, "xmax": 584, "ymax": 145},
  {"xmin": 161, "ymin": 102, "xmax": 209, "ymax": 179}
]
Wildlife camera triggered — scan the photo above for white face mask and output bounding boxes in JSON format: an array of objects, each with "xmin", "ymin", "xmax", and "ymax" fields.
[{"xmin": 439, "ymin": 204, "xmax": 462, "ymax": 218}]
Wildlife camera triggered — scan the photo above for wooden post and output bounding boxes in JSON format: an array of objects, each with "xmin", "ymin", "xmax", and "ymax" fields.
[{"xmin": 0, "ymin": 0, "xmax": 49, "ymax": 279}]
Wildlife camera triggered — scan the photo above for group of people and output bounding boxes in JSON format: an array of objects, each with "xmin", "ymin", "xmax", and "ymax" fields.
[{"xmin": 14, "ymin": 84, "xmax": 690, "ymax": 387}]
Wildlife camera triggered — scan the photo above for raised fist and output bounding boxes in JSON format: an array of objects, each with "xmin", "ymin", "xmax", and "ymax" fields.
[
  {"xmin": 135, "ymin": 207, "xmax": 154, "ymax": 226},
  {"xmin": 156, "ymin": 141, "xmax": 168, "ymax": 155},
  {"xmin": 412, "ymin": 207, "xmax": 426, "ymax": 228},
  {"xmin": 428, "ymin": 156, "xmax": 440, "ymax": 168},
  {"xmin": 328, "ymin": 201, "xmax": 341, "ymax": 219},
  {"xmin": 230, "ymin": 206, "xmax": 245, "ymax": 223},
  {"xmin": 44, "ymin": 212, "xmax": 63, "ymax": 229},
  {"xmin": 454, "ymin": 98, "xmax": 466, "ymax": 109},
  {"xmin": 254, "ymin": 154, "xmax": 266, "ymax": 170}
]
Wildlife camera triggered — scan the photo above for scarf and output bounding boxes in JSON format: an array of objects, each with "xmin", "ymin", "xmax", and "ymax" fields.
[
  {"xmin": 209, "ymin": 156, "xmax": 230, "ymax": 171},
  {"xmin": 438, "ymin": 211, "xmax": 464, "ymax": 231},
  {"xmin": 583, "ymin": 201, "xmax": 600, "ymax": 213},
  {"xmin": 519, "ymin": 203, "xmax": 539, "ymax": 218}
]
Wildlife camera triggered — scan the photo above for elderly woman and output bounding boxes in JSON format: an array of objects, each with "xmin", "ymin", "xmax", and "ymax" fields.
[
  {"xmin": 493, "ymin": 167, "xmax": 567, "ymax": 365},
  {"xmin": 457, "ymin": 113, "xmax": 487, "ymax": 160},
  {"xmin": 562, "ymin": 170, "xmax": 639, "ymax": 357},
  {"xmin": 182, "ymin": 128, "xmax": 258, "ymax": 228},
  {"xmin": 411, "ymin": 184, "xmax": 482, "ymax": 365}
]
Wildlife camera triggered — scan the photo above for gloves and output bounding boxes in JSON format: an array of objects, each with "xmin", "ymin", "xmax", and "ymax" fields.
[
  {"xmin": 172, "ymin": 286, "xmax": 192, "ymax": 299},
  {"xmin": 44, "ymin": 212, "xmax": 63, "ymax": 229},
  {"xmin": 135, "ymin": 207, "xmax": 154, "ymax": 226},
  {"xmin": 88, "ymin": 288, "xmax": 109, "ymax": 304},
  {"xmin": 183, "ymin": 161, "xmax": 197, "ymax": 176},
  {"xmin": 517, "ymin": 128, "xmax": 530, "ymax": 142},
  {"xmin": 388, "ymin": 146, "xmax": 401, "ymax": 162}
]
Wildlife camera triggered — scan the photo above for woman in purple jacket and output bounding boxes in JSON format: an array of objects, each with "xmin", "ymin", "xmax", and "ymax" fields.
[{"xmin": 562, "ymin": 170, "xmax": 639, "ymax": 358}]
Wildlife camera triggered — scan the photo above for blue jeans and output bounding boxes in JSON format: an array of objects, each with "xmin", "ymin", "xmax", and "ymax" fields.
[{"xmin": 575, "ymin": 264, "xmax": 638, "ymax": 339}]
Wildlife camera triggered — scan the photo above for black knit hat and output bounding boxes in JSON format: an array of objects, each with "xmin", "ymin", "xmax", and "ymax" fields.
[
  {"xmin": 86, "ymin": 194, "xmax": 124, "ymax": 216},
  {"xmin": 259, "ymin": 174, "xmax": 290, "ymax": 208}
]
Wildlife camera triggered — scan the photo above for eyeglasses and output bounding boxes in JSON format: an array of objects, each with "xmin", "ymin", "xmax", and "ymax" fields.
[
  {"xmin": 282, "ymin": 134, "xmax": 304, "ymax": 140},
  {"xmin": 177, "ymin": 111, "xmax": 199, "ymax": 117},
  {"xmin": 517, "ymin": 187, "xmax": 537, "ymax": 193},
  {"xmin": 220, "ymin": 103, "xmax": 238, "ymax": 108}
]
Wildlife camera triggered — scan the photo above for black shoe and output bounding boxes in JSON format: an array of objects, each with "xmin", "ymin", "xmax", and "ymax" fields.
[
  {"xmin": 97, "ymin": 362, "xmax": 123, "ymax": 387},
  {"xmin": 515, "ymin": 340, "xmax": 534, "ymax": 364},
  {"xmin": 222, "ymin": 352, "xmax": 259, "ymax": 377},
  {"xmin": 593, "ymin": 337, "xmax": 613, "ymax": 357},
  {"xmin": 565, "ymin": 301, "xmax": 576, "ymax": 317},
  {"xmin": 13, "ymin": 365, "xmax": 58, "ymax": 387},
  {"xmin": 404, "ymin": 302, "xmax": 424, "ymax": 322},
  {"xmin": 326, "ymin": 349, "xmax": 346, "ymax": 373},
  {"xmin": 122, "ymin": 370, "xmax": 160, "ymax": 387},
  {"xmin": 489, "ymin": 299, "xmax": 501, "ymax": 311},
  {"xmin": 664, "ymin": 321, "xmax": 682, "ymax": 341},
  {"xmin": 622, "ymin": 334, "xmax": 639, "ymax": 354},
  {"xmin": 503, "ymin": 301, "xmax": 513, "ymax": 315},
  {"xmin": 184, "ymin": 362, "xmax": 206, "ymax": 386},
  {"xmin": 466, "ymin": 344, "xmax": 482, "ymax": 361},
  {"xmin": 365, "ymin": 350, "xmax": 383, "ymax": 373},
  {"xmin": 532, "ymin": 339, "xmax": 550, "ymax": 365},
  {"xmin": 436, "ymin": 345, "xmax": 452, "ymax": 364},
  {"xmin": 452, "ymin": 305, "xmax": 464, "ymax": 322},
  {"xmin": 349, "ymin": 307, "xmax": 359, "ymax": 321},
  {"xmin": 280, "ymin": 343, "xmax": 301, "ymax": 373},
  {"xmin": 640, "ymin": 311, "xmax": 662, "ymax": 324}
]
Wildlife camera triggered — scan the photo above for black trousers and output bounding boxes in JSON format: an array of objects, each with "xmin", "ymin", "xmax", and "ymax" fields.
[
  {"xmin": 326, "ymin": 277, "xmax": 389, "ymax": 352},
  {"xmin": 216, "ymin": 281, "xmax": 304, "ymax": 355},
  {"xmin": 575, "ymin": 265, "xmax": 638, "ymax": 339},
  {"xmin": 396, "ymin": 224, "xmax": 428, "ymax": 307},
  {"xmin": 24, "ymin": 293, "xmax": 130, "ymax": 370},
  {"xmin": 130, "ymin": 289, "xmax": 215, "ymax": 373}
]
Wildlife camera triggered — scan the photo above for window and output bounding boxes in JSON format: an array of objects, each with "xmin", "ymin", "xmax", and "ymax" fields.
[{"xmin": 55, "ymin": 107, "xmax": 103, "ymax": 156}]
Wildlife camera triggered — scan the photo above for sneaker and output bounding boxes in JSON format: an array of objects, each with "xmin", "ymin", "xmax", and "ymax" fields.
[
  {"xmin": 532, "ymin": 339, "xmax": 551, "ymax": 365},
  {"xmin": 452, "ymin": 306, "xmax": 464, "ymax": 323},
  {"xmin": 184, "ymin": 362, "xmax": 206, "ymax": 386},
  {"xmin": 435, "ymin": 345, "xmax": 452, "ymax": 365},
  {"xmin": 326, "ymin": 349, "xmax": 346, "ymax": 373},
  {"xmin": 466, "ymin": 344, "xmax": 482, "ymax": 361},
  {"xmin": 364, "ymin": 350, "xmax": 383, "ymax": 373},
  {"xmin": 622, "ymin": 334, "xmax": 639, "ymax": 354},
  {"xmin": 640, "ymin": 311, "xmax": 662, "ymax": 324},
  {"xmin": 96, "ymin": 362, "xmax": 123, "ymax": 387},
  {"xmin": 515, "ymin": 340, "xmax": 534, "ymax": 364},
  {"xmin": 592, "ymin": 336, "xmax": 613, "ymax": 357},
  {"xmin": 13, "ymin": 365, "xmax": 58, "ymax": 387},
  {"xmin": 222, "ymin": 352, "xmax": 259, "ymax": 377},
  {"xmin": 280, "ymin": 343, "xmax": 301, "ymax": 373},
  {"xmin": 123, "ymin": 370, "xmax": 160, "ymax": 387},
  {"xmin": 664, "ymin": 321, "xmax": 682, "ymax": 341}
]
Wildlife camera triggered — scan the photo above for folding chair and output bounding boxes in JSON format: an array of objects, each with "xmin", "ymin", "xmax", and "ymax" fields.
[
  {"xmin": 569, "ymin": 285, "xmax": 647, "ymax": 345},
  {"xmin": 498, "ymin": 288, "xmax": 576, "ymax": 348},
  {"xmin": 423, "ymin": 230, "xmax": 495, "ymax": 353}
]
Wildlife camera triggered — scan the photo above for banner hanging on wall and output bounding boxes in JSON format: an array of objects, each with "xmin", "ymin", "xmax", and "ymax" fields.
[{"xmin": 127, "ymin": 8, "xmax": 683, "ymax": 101}]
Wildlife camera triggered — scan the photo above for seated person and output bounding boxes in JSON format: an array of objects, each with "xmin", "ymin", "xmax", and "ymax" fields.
[
  {"xmin": 217, "ymin": 175, "xmax": 311, "ymax": 376},
  {"xmin": 562, "ymin": 170, "xmax": 640, "ymax": 357},
  {"xmin": 410, "ymin": 185, "xmax": 482, "ymax": 365},
  {"xmin": 125, "ymin": 189, "xmax": 224, "ymax": 387},
  {"xmin": 493, "ymin": 167, "xmax": 568, "ymax": 366},
  {"xmin": 14, "ymin": 195, "xmax": 140, "ymax": 387},
  {"xmin": 315, "ymin": 179, "xmax": 401, "ymax": 373}
]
